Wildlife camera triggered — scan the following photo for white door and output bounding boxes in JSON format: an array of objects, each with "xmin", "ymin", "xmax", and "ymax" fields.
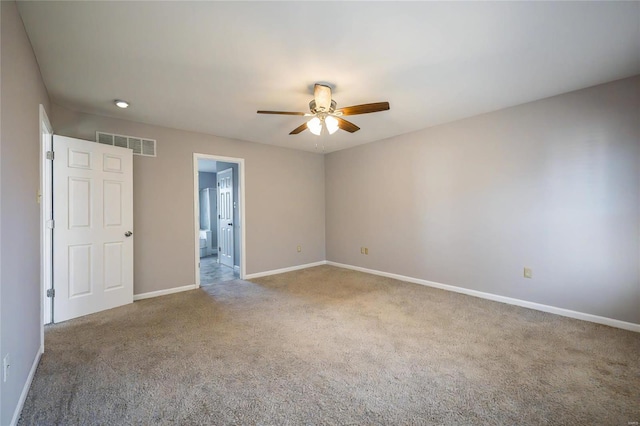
[
  {"xmin": 53, "ymin": 135, "xmax": 133, "ymax": 322},
  {"xmin": 217, "ymin": 168, "xmax": 234, "ymax": 268}
]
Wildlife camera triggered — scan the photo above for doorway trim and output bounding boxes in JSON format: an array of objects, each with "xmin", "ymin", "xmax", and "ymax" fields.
[
  {"xmin": 39, "ymin": 105, "xmax": 53, "ymax": 338},
  {"xmin": 193, "ymin": 153, "xmax": 246, "ymax": 286}
]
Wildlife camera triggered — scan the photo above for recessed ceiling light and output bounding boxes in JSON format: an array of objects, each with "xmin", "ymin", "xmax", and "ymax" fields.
[{"xmin": 114, "ymin": 100, "xmax": 129, "ymax": 109}]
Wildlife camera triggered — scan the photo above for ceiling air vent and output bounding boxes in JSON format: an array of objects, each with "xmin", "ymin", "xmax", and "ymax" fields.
[{"xmin": 96, "ymin": 131, "xmax": 156, "ymax": 157}]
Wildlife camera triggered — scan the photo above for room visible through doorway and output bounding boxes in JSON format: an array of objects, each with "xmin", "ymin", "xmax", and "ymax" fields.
[{"xmin": 194, "ymin": 154, "xmax": 245, "ymax": 286}]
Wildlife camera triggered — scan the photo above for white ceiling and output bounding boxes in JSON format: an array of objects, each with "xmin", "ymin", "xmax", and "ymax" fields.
[{"xmin": 17, "ymin": 1, "xmax": 640, "ymax": 153}]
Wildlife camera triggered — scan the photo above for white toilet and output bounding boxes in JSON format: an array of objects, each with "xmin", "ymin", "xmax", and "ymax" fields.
[
  {"xmin": 199, "ymin": 237, "xmax": 207, "ymax": 258},
  {"xmin": 199, "ymin": 230, "xmax": 212, "ymax": 257}
]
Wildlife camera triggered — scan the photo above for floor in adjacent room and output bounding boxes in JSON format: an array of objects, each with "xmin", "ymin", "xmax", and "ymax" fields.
[{"xmin": 199, "ymin": 254, "xmax": 239, "ymax": 285}]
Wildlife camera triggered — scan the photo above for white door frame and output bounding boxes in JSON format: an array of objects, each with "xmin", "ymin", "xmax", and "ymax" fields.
[
  {"xmin": 39, "ymin": 105, "xmax": 53, "ymax": 338},
  {"xmin": 193, "ymin": 153, "xmax": 246, "ymax": 286}
]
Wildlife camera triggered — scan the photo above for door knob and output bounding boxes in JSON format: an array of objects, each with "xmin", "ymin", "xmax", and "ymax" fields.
[
  {"xmin": 228, "ymin": 223, "xmax": 233, "ymax": 226},
  {"xmin": 125, "ymin": 231, "xmax": 133, "ymax": 237}
]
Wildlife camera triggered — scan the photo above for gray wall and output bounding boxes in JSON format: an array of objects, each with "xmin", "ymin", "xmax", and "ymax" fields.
[
  {"xmin": 0, "ymin": 1, "xmax": 51, "ymax": 423},
  {"xmin": 326, "ymin": 76, "xmax": 640, "ymax": 325},
  {"xmin": 198, "ymin": 172, "xmax": 216, "ymax": 190},
  {"xmin": 198, "ymin": 172, "xmax": 216, "ymax": 248},
  {"xmin": 51, "ymin": 104, "xmax": 326, "ymax": 294}
]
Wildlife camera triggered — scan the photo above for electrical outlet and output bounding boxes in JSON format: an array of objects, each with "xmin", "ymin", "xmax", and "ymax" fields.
[
  {"xmin": 524, "ymin": 267, "xmax": 532, "ymax": 279},
  {"xmin": 297, "ymin": 245, "xmax": 301, "ymax": 253},
  {"xmin": 3, "ymin": 354, "xmax": 9, "ymax": 382},
  {"xmin": 364, "ymin": 248, "xmax": 369, "ymax": 255},
  {"xmin": 360, "ymin": 247, "xmax": 364, "ymax": 254}
]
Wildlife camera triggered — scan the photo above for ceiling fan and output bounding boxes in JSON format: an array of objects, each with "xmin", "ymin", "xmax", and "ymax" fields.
[{"xmin": 257, "ymin": 84, "xmax": 390, "ymax": 135}]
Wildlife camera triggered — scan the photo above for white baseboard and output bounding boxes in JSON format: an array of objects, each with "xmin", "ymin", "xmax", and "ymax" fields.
[
  {"xmin": 244, "ymin": 261, "xmax": 327, "ymax": 280},
  {"xmin": 11, "ymin": 345, "xmax": 43, "ymax": 426},
  {"xmin": 133, "ymin": 284, "xmax": 197, "ymax": 301},
  {"xmin": 131, "ymin": 261, "xmax": 639, "ymax": 333},
  {"xmin": 327, "ymin": 261, "xmax": 640, "ymax": 333}
]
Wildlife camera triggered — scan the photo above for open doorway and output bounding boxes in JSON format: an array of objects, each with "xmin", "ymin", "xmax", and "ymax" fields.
[{"xmin": 193, "ymin": 154, "xmax": 245, "ymax": 287}]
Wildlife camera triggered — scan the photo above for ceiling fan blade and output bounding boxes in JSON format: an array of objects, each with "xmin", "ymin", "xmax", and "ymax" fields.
[
  {"xmin": 336, "ymin": 102, "xmax": 390, "ymax": 116},
  {"xmin": 314, "ymin": 84, "xmax": 332, "ymax": 111},
  {"xmin": 257, "ymin": 110, "xmax": 307, "ymax": 115},
  {"xmin": 289, "ymin": 122, "xmax": 309, "ymax": 135},
  {"xmin": 335, "ymin": 116, "xmax": 360, "ymax": 133}
]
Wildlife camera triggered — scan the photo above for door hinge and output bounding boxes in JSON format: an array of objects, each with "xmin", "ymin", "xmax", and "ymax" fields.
[
  {"xmin": 46, "ymin": 219, "xmax": 55, "ymax": 229},
  {"xmin": 46, "ymin": 151, "xmax": 55, "ymax": 160},
  {"xmin": 46, "ymin": 288, "xmax": 55, "ymax": 298}
]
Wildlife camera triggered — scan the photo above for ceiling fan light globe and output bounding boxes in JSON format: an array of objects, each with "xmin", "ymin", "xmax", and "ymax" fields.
[
  {"xmin": 307, "ymin": 117, "xmax": 322, "ymax": 136},
  {"xmin": 325, "ymin": 116, "xmax": 339, "ymax": 134}
]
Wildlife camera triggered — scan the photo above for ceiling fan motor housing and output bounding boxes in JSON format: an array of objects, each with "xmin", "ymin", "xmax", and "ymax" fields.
[{"xmin": 309, "ymin": 99, "xmax": 337, "ymax": 114}]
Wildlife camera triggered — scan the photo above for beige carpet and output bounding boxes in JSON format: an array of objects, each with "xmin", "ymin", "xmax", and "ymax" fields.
[{"xmin": 19, "ymin": 265, "xmax": 640, "ymax": 425}]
